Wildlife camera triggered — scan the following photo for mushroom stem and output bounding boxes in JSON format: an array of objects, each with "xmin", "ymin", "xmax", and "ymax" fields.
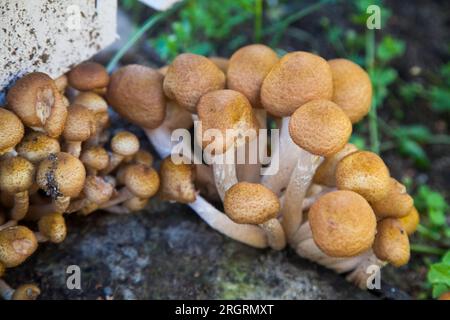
[
  {"xmin": 144, "ymin": 126, "xmax": 172, "ymax": 158},
  {"xmin": 102, "ymin": 205, "xmax": 132, "ymax": 215},
  {"xmin": 102, "ymin": 153, "xmax": 124, "ymax": 175},
  {"xmin": 34, "ymin": 232, "xmax": 49, "ymax": 243},
  {"xmin": 212, "ymin": 149, "xmax": 239, "ymax": 201},
  {"xmin": 301, "ymin": 186, "xmax": 337, "ymax": 211},
  {"xmin": 99, "ymin": 187, "xmax": 133, "ymax": 209},
  {"xmin": 26, "ymin": 196, "xmax": 71, "ymax": 220},
  {"xmin": 188, "ymin": 194, "xmax": 268, "ymax": 248},
  {"xmin": 10, "ymin": 191, "xmax": 29, "ymax": 221},
  {"xmin": 65, "ymin": 141, "xmax": 82, "ymax": 158},
  {"xmin": 259, "ymin": 219, "xmax": 286, "ymax": 250},
  {"xmin": 0, "ymin": 279, "xmax": 14, "ymax": 300},
  {"xmin": 66, "ymin": 198, "xmax": 88, "ymax": 214},
  {"xmin": 0, "ymin": 220, "xmax": 17, "ymax": 231}
]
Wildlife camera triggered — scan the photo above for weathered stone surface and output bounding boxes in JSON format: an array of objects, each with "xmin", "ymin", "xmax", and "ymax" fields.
[{"xmin": 6, "ymin": 199, "xmax": 376, "ymax": 300}]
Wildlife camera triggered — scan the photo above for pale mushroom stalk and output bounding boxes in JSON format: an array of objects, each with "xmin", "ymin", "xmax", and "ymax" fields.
[{"xmin": 0, "ymin": 220, "xmax": 17, "ymax": 231}]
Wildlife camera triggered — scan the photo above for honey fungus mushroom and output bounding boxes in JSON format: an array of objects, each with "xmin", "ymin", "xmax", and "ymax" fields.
[
  {"xmin": 0, "ymin": 280, "xmax": 40, "ymax": 300},
  {"xmin": 73, "ymin": 92, "xmax": 110, "ymax": 142},
  {"xmin": 16, "ymin": 132, "xmax": 61, "ymax": 164},
  {"xmin": 7, "ymin": 72, "xmax": 67, "ymax": 138},
  {"xmin": 163, "ymin": 53, "xmax": 226, "ymax": 113},
  {"xmin": 370, "ymin": 178, "xmax": 414, "ymax": 219},
  {"xmin": 159, "ymin": 156, "xmax": 196, "ymax": 204},
  {"xmin": 0, "ymin": 108, "xmax": 24, "ymax": 155},
  {"xmin": 63, "ymin": 104, "xmax": 96, "ymax": 157},
  {"xmin": 373, "ymin": 218, "xmax": 410, "ymax": 267},
  {"xmin": 102, "ymin": 131, "xmax": 140, "ymax": 174},
  {"xmin": 37, "ymin": 212, "xmax": 67, "ymax": 244},
  {"xmin": 398, "ymin": 207, "xmax": 420, "ymax": 235},
  {"xmin": 68, "ymin": 61, "xmax": 109, "ymax": 93},
  {"xmin": 0, "ymin": 225, "xmax": 38, "ymax": 269},
  {"xmin": 309, "ymin": 190, "xmax": 377, "ymax": 257},
  {"xmin": 80, "ymin": 146, "xmax": 109, "ymax": 175}
]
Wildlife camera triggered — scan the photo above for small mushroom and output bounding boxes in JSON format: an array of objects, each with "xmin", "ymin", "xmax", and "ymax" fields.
[
  {"xmin": 63, "ymin": 104, "xmax": 96, "ymax": 157},
  {"xmin": 309, "ymin": 190, "xmax": 377, "ymax": 257},
  {"xmin": 0, "ymin": 108, "xmax": 24, "ymax": 156},
  {"xmin": 16, "ymin": 132, "xmax": 61, "ymax": 164},
  {"xmin": 0, "ymin": 157, "xmax": 35, "ymax": 221},
  {"xmin": 102, "ymin": 131, "xmax": 140, "ymax": 175},
  {"xmin": 328, "ymin": 58, "xmax": 372, "ymax": 123},
  {"xmin": 159, "ymin": 156, "xmax": 196, "ymax": 204},
  {"xmin": 0, "ymin": 280, "xmax": 40, "ymax": 300},
  {"xmin": 0, "ymin": 225, "xmax": 38, "ymax": 268},
  {"xmin": 398, "ymin": 206, "xmax": 420, "ymax": 235},
  {"xmin": 370, "ymin": 178, "xmax": 414, "ymax": 219},
  {"xmin": 80, "ymin": 146, "xmax": 109, "ymax": 175},
  {"xmin": 37, "ymin": 212, "xmax": 67, "ymax": 243},
  {"xmin": 130, "ymin": 150, "xmax": 154, "ymax": 167},
  {"xmin": 224, "ymin": 182, "xmax": 286, "ymax": 250},
  {"xmin": 54, "ymin": 74, "xmax": 68, "ymax": 93},
  {"xmin": 163, "ymin": 53, "xmax": 226, "ymax": 113},
  {"xmin": 68, "ymin": 62, "xmax": 109, "ymax": 93},
  {"xmin": 373, "ymin": 218, "xmax": 410, "ymax": 267},
  {"xmin": 336, "ymin": 150, "xmax": 391, "ymax": 202},
  {"xmin": 7, "ymin": 72, "xmax": 67, "ymax": 138}
]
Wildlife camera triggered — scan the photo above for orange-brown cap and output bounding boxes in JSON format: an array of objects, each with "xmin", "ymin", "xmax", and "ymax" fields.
[
  {"xmin": 36, "ymin": 152, "xmax": 86, "ymax": 199},
  {"xmin": 309, "ymin": 190, "xmax": 377, "ymax": 257},
  {"xmin": 438, "ymin": 292, "xmax": 450, "ymax": 300},
  {"xmin": 159, "ymin": 156, "xmax": 196, "ymax": 203},
  {"xmin": 68, "ymin": 62, "xmax": 109, "ymax": 91},
  {"xmin": 38, "ymin": 212, "xmax": 67, "ymax": 244},
  {"xmin": 80, "ymin": 146, "xmax": 109, "ymax": 172},
  {"xmin": 336, "ymin": 151, "xmax": 390, "ymax": 202},
  {"xmin": 209, "ymin": 56, "xmax": 229, "ymax": 73},
  {"xmin": 0, "ymin": 108, "xmax": 24, "ymax": 155},
  {"xmin": 54, "ymin": 74, "xmax": 68, "ymax": 92},
  {"xmin": 132, "ymin": 150, "xmax": 154, "ymax": 167},
  {"xmin": 163, "ymin": 53, "xmax": 226, "ymax": 113},
  {"xmin": 107, "ymin": 64, "xmax": 166, "ymax": 129},
  {"xmin": 7, "ymin": 72, "xmax": 67, "ymax": 138},
  {"xmin": 0, "ymin": 226, "xmax": 38, "ymax": 268},
  {"xmin": 227, "ymin": 44, "xmax": 279, "ymax": 108},
  {"xmin": 124, "ymin": 196, "xmax": 148, "ymax": 212},
  {"xmin": 398, "ymin": 207, "xmax": 420, "ymax": 235},
  {"xmin": 313, "ymin": 143, "xmax": 358, "ymax": 186},
  {"xmin": 197, "ymin": 89, "xmax": 258, "ymax": 154},
  {"xmin": 63, "ymin": 104, "xmax": 96, "ymax": 142},
  {"xmin": 83, "ymin": 175, "xmax": 114, "ymax": 205},
  {"xmin": 371, "ymin": 178, "xmax": 414, "ymax": 218},
  {"xmin": 11, "ymin": 283, "xmax": 41, "ymax": 300},
  {"xmin": 329, "ymin": 59, "xmax": 373, "ymax": 123},
  {"xmin": 158, "ymin": 65, "xmax": 169, "ymax": 76},
  {"xmin": 123, "ymin": 164, "xmax": 160, "ymax": 198},
  {"xmin": 224, "ymin": 182, "xmax": 280, "ymax": 225},
  {"xmin": 289, "ymin": 100, "xmax": 352, "ymax": 157},
  {"xmin": 73, "ymin": 92, "xmax": 108, "ymax": 116},
  {"xmin": 373, "ymin": 218, "xmax": 410, "ymax": 267},
  {"xmin": 16, "ymin": 132, "xmax": 60, "ymax": 163},
  {"xmin": 0, "ymin": 262, "xmax": 5, "ymax": 277},
  {"xmin": 0, "ymin": 157, "xmax": 35, "ymax": 193},
  {"xmin": 111, "ymin": 131, "xmax": 140, "ymax": 157},
  {"xmin": 261, "ymin": 51, "xmax": 333, "ymax": 117}
]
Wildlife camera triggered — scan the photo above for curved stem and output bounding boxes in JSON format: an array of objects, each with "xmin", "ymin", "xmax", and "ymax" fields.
[
  {"xmin": 10, "ymin": 191, "xmax": 29, "ymax": 221},
  {"xmin": 99, "ymin": 187, "xmax": 133, "ymax": 209},
  {"xmin": 102, "ymin": 153, "xmax": 124, "ymax": 175},
  {"xmin": 259, "ymin": 218, "xmax": 286, "ymax": 250},
  {"xmin": 66, "ymin": 141, "xmax": 82, "ymax": 158},
  {"xmin": 0, "ymin": 220, "xmax": 17, "ymax": 231}
]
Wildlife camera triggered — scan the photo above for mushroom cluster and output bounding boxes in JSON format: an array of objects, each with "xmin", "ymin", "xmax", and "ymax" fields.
[
  {"xmin": 0, "ymin": 62, "xmax": 160, "ymax": 299},
  {"xmin": 105, "ymin": 44, "xmax": 419, "ymax": 289}
]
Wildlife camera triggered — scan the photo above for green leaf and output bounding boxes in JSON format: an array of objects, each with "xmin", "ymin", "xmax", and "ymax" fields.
[
  {"xmin": 429, "ymin": 208, "xmax": 446, "ymax": 227},
  {"xmin": 429, "ymin": 86, "xmax": 450, "ymax": 113},
  {"xmin": 350, "ymin": 135, "xmax": 366, "ymax": 150},
  {"xmin": 377, "ymin": 36, "xmax": 406, "ymax": 63},
  {"xmin": 393, "ymin": 125, "xmax": 432, "ymax": 143},
  {"xmin": 399, "ymin": 82, "xmax": 424, "ymax": 104},
  {"xmin": 428, "ymin": 262, "xmax": 450, "ymax": 286},
  {"xmin": 432, "ymin": 283, "xmax": 449, "ymax": 299},
  {"xmin": 442, "ymin": 251, "xmax": 450, "ymax": 264},
  {"xmin": 398, "ymin": 139, "xmax": 429, "ymax": 168}
]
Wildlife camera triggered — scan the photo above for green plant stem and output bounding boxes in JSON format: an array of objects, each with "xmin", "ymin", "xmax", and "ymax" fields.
[
  {"xmin": 417, "ymin": 224, "xmax": 441, "ymax": 242},
  {"xmin": 254, "ymin": 0, "xmax": 263, "ymax": 43},
  {"xmin": 410, "ymin": 244, "xmax": 446, "ymax": 256},
  {"xmin": 106, "ymin": 1, "xmax": 185, "ymax": 72},
  {"xmin": 366, "ymin": 29, "xmax": 380, "ymax": 154}
]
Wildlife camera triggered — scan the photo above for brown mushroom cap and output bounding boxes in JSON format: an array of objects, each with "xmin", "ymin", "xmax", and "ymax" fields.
[
  {"xmin": 38, "ymin": 212, "xmax": 67, "ymax": 244},
  {"xmin": 0, "ymin": 262, "xmax": 4, "ymax": 277},
  {"xmin": 398, "ymin": 207, "xmax": 420, "ymax": 235},
  {"xmin": 313, "ymin": 143, "xmax": 358, "ymax": 186},
  {"xmin": 329, "ymin": 59, "xmax": 373, "ymax": 123},
  {"xmin": 16, "ymin": 132, "xmax": 60, "ymax": 163},
  {"xmin": 7, "ymin": 72, "xmax": 67, "ymax": 138},
  {"xmin": 261, "ymin": 51, "xmax": 333, "ymax": 117},
  {"xmin": 11, "ymin": 283, "xmax": 41, "ymax": 300},
  {"xmin": 373, "ymin": 218, "xmax": 410, "ymax": 267},
  {"xmin": 73, "ymin": 92, "xmax": 109, "ymax": 128},
  {"xmin": 159, "ymin": 156, "xmax": 196, "ymax": 203},
  {"xmin": 289, "ymin": 100, "xmax": 352, "ymax": 157},
  {"xmin": 197, "ymin": 89, "xmax": 258, "ymax": 153},
  {"xmin": 107, "ymin": 64, "xmax": 166, "ymax": 129},
  {"xmin": 371, "ymin": 178, "xmax": 414, "ymax": 218},
  {"xmin": 158, "ymin": 65, "xmax": 169, "ymax": 76},
  {"xmin": 83, "ymin": 176, "xmax": 114, "ymax": 205},
  {"xmin": 54, "ymin": 74, "xmax": 68, "ymax": 92},
  {"xmin": 227, "ymin": 44, "xmax": 279, "ymax": 108},
  {"xmin": 0, "ymin": 108, "xmax": 24, "ymax": 155},
  {"xmin": 163, "ymin": 53, "xmax": 226, "ymax": 113},
  {"xmin": 132, "ymin": 150, "xmax": 154, "ymax": 167},
  {"xmin": 63, "ymin": 104, "xmax": 96, "ymax": 142},
  {"xmin": 36, "ymin": 152, "xmax": 86, "ymax": 199},
  {"xmin": 0, "ymin": 226, "xmax": 38, "ymax": 268},
  {"xmin": 0, "ymin": 157, "xmax": 35, "ymax": 194},
  {"xmin": 209, "ymin": 56, "xmax": 229, "ymax": 73},
  {"xmin": 336, "ymin": 151, "xmax": 390, "ymax": 202},
  {"xmin": 123, "ymin": 164, "xmax": 160, "ymax": 198},
  {"xmin": 309, "ymin": 190, "xmax": 377, "ymax": 257},
  {"xmin": 80, "ymin": 146, "xmax": 109, "ymax": 172},
  {"xmin": 111, "ymin": 131, "xmax": 140, "ymax": 157},
  {"xmin": 68, "ymin": 62, "xmax": 109, "ymax": 91},
  {"xmin": 124, "ymin": 197, "xmax": 148, "ymax": 212},
  {"xmin": 224, "ymin": 182, "xmax": 280, "ymax": 225}
]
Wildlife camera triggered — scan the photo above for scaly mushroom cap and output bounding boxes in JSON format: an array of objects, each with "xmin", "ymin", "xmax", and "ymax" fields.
[
  {"xmin": 7, "ymin": 72, "xmax": 67, "ymax": 138},
  {"xmin": 336, "ymin": 151, "xmax": 390, "ymax": 202},
  {"xmin": 83, "ymin": 176, "xmax": 114, "ymax": 205},
  {"xmin": 132, "ymin": 150, "xmax": 154, "ymax": 167},
  {"xmin": 0, "ymin": 157, "xmax": 35, "ymax": 193},
  {"xmin": 111, "ymin": 131, "xmax": 140, "ymax": 157},
  {"xmin": 309, "ymin": 190, "xmax": 377, "ymax": 257},
  {"xmin": 16, "ymin": 132, "xmax": 60, "ymax": 163},
  {"xmin": 107, "ymin": 64, "xmax": 166, "ymax": 129},
  {"xmin": 68, "ymin": 62, "xmax": 109, "ymax": 91},
  {"xmin": 163, "ymin": 53, "xmax": 226, "ymax": 113},
  {"xmin": 289, "ymin": 100, "xmax": 352, "ymax": 157},
  {"xmin": 158, "ymin": 65, "xmax": 169, "ymax": 76},
  {"xmin": 373, "ymin": 218, "xmax": 410, "ymax": 267},
  {"xmin": 36, "ymin": 152, "xmax": 86, "ymax": 199},
  {"xmin": 398, "ymin": 207, "xmax": 420, "ymax": 235},
  {"xmin": 54, "ymin": 74, "xmax": 68, "ymax": 92},
  {"xmin": 261, "ymin": 51, "xmax": 333, "ymax": 117},
  {"xmin": 0, "ymin": 262, "xmax": 4, "ymax": 277},
  {"xmin": 329, "ymin": 59, "xmax": 373, "ymax": 123},
  {"xmin": 73, "ymin": 92, "xmax": 109, "ymax": 128},
  {"xmin": 0, "ymin": 226, "xmax": 38, "ymax": 268},
  {"xmin": 313, "ymin": 143, "xmax": 358, "ymax": 186},
  {"xmin": 0, "ymin": 108, "xmax": 24, "ymax": 155},
  {"xmin": 38, "ymin": 212, "xmax": 67, "ymax": 244},
  {"xmin": 224, "ymin": 182, "xmax": 280, "ymax": 225},
  {"xmin": 124, "ymin": 164, "xmax": 160, "ymax": 198},
  {"xmin": 209, "ymin": 56, "xmax": 229, "ymax": 73},
  {"xmin": 371, "ymin": 178, "xmax": 414, "ymax": 218},
  {"xmin": 159, "ymin": 156, "xmax": 196, "ymax": 203},
  {"xmin": 164, "ymin": 100, "xmax": 193, "ymax": 131},
  {"xmin": 11, "ymin": 284, "xmax": 41, "ymax": 300},
  {"xmin": 227, "ymin": 44, "xmax": 279, "ymax": 108},
  {"xmin": 197, "ymin": 89, "xmax": 259, "ymax": 154},
  {"xmin": 63, "ymin": 104, "xmax": 96, "ymax": 142},
  {"xmin": 80, "ymin": 146, "xmax": 109, "ymax": 172},
  {"xmin": 124, "ymin": 197, "xmax": 148, "ymax": 212}
]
